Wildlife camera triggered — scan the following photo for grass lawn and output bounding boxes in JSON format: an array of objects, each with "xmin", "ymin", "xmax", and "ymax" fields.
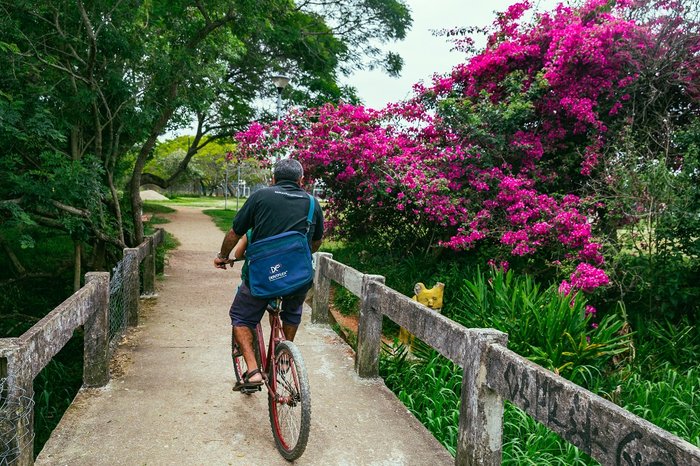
[
  {"xmin": 145, "ymin": 195, "xmax": 246, "ymax": 209},
  {"xmin": 142, "ymin": 202, "xmax": 176, "ymax": 214},
  {"xmin": 144, "ymin": 198, "xmax": 241, "ymax": 232},
  {"xmin": 203, "ymin": 209, "xmax": 238, "ymax": 232}
]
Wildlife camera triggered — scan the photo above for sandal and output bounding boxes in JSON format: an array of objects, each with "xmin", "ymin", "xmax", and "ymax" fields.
[{"xmin": 232, "ymin": 368, "xmax": 264, "ymax": 391}]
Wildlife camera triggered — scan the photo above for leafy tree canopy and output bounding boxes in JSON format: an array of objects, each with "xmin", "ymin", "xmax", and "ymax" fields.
[{"xmin": 0, "ymin": 0, "xmax": 413, "ymax": 252}]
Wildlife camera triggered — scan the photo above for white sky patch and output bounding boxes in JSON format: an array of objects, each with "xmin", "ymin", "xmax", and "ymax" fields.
[{"xmin": 343, "ymin": 0, "xmax": 561, "ymax": 110}]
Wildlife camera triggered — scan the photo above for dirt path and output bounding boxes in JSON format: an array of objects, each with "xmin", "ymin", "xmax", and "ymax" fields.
[{"xmin": 36, "ymin": 206, "xmax": 453, "ymax": 466}]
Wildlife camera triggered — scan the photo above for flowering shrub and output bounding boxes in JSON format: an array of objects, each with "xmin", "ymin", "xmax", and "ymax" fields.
[{"xmin": 237, "ymin": 0, "xmax": 699, "ymax": 294}]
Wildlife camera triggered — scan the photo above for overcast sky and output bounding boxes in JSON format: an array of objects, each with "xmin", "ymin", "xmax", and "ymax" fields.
[{"xmin": 343, "ymin": 0, "xmax": 560, "ymax": 109}]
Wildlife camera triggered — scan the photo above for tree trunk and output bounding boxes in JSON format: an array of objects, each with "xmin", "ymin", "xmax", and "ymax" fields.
[
  {"xmin": 129, "ymin": 81, "xmax": 180, "ymax": 245},
  {"xmin": 70, "ymin": 126, "xmax": 80, "ymax": 160},
  {"xmin": 129, "ymin": 159, "xmax": 146, "ymax": 246},
  {"xmin": 73, "ymin": 242, "xmax": 81, "ymax": 291},
  {"xmin": 72, "ymin": 126, "xmax": 82, "ymax": 291},
  {"xmin": 89, "ymin": 239, "xmax": 107, "ymax": 271},
  {"xmin": 127, "ymin": 14, "xmax": 236, "ymax": 244},
  {"xmin": 107, "ymin": 172, "xmax": 125, "ymax": 245}
]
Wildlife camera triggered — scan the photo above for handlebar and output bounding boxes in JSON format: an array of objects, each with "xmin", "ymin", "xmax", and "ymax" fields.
[{"xmin": 214, "ymin": 257, "xmax": 239, "ymax": 269}]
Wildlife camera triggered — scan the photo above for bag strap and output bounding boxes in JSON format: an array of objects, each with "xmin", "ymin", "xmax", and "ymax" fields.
[{"xmin": 305, "ymin": 194, "xmax": 315, "ymax": 233}]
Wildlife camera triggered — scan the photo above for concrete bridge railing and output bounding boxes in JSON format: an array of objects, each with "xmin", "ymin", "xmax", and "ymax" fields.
[
  {"xmin": 0, "ymin": 230, "xmax": 164, "ymax": 466},
  {"xmin": 311, "ymin": 252, "xmax": 700, "ymax": 466}
]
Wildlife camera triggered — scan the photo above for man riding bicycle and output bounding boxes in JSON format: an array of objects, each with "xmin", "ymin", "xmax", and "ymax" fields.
[{"xmin": 214, "ymin": 158, "xmax": 324, "ymax": 389}]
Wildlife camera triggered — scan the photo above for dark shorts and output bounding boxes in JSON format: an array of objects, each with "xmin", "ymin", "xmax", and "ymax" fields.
[{"xmin": 229, "ymin": 281, "xmax": 311, "ymax": 328}]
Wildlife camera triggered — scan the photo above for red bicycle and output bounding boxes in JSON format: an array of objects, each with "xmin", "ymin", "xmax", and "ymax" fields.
[{"xmin": 231, "ymin": 298, "xmax": 311, "ymax": 461}]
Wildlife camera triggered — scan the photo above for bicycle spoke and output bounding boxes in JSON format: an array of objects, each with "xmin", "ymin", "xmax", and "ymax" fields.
[
  {"xmin": 276, "ymin": 389, "xmax": 301, "ymax": 441},
  {"xmin": 275, "ymin": 356, "xmax": 299, "ymax": 398}
]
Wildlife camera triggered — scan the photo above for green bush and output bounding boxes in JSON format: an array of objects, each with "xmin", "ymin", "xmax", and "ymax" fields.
[
  {"xmin": 634, "ymin": 317, "xmax": 700, "ymax": 373},
  {"xmin": 502, "ymin": 403, "xmax": 597, "ymax": 465},
  {"xmin": 380, "ymin": 347, "xmax": 599, "ymax": 464},
  {"xmin": 611, "ymin": 252, "xmax": 700, "ymax": 324},
  {"xmin": 619, "ymin": 366, "xmax": 700, "ymax": 447},
  {"xmin": 380, "ymin": 345, "xmax": 462, "ymax": 456},
  {"xmin": 612, "ymin": 317, "xmax": 700, "ymax": 448},
  {"xmin": 448, "ymin": 269, "xmax": 631, "ymax": 386},
  {"xmin": 379, "ymin": 268, "xmax": 631, "ymax": 462}
]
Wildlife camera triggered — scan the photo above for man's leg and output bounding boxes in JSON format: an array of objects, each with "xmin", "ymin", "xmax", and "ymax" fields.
[
  {"xmin": 229, "ymin": 283, "xmax": 268, "ymax": 385},
  {"xmin": 282, "ymin": 323, "xmax": 298, "ymax": 341},
  {"xmin": 233, "ymin": 325, "xmax": 262, "ymax": 383},
  {"xmin": 280, "ymin": 285, "xmax": 308, "ymax": 341}
]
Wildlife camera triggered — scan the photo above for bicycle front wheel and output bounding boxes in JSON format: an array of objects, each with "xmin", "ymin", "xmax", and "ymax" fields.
[{"xmin": 268, "ymin": 340, "xmax": 311, "ymax": 461}]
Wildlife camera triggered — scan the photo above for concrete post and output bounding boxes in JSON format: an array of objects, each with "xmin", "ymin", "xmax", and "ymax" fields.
[
  {"xmin": 456, "ymin": 331, "xmax": 509, "ymax": 466},
  {"xmin": 123, "ymin": 247, "xmax": 140, "ymax": 327},
  {"xmin": 142, "ymin": 236, "xmax": 157, "ymax": 296},
  {"xmin": 0, "ymin": 339, "xmax": 34, "ymax": 466},
  {"xmin": 83, "ymin": 272, "xmax": 110, "ymax": 387},
  {"xmin": 355, "ymin": 274, "xmax": 385, "ymax": 378},
  {"xmin": 311, "ymin": 253, "xmax": 333, "ymax": 324}
]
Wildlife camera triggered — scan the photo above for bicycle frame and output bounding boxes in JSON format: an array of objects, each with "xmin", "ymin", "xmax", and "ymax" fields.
[{"xmin": 252, "ymin": 300, "xmax": 286, "ymax": 393}]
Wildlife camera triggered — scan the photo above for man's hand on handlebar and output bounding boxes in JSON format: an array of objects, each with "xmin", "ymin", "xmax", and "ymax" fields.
[{"xmin": 214, "ymin": 256, "xmax": 236, "ymax": 269}]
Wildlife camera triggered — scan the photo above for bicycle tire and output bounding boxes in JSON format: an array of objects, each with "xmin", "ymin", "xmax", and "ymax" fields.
[
  {"xmin": 232, "ymin": 327, "xmax": 261, "ymax": 394},
  {"xmin": 268, "ymin": 340, "xmax": 311, "ymax": 461}
]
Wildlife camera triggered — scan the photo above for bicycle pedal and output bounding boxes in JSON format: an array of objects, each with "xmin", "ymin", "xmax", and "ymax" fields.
[{"xmin": 241, "ymin": 386, "xmax": 262, "ymax": 394}]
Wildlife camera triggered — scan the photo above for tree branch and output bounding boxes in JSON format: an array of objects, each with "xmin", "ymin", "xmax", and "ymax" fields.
[
  {"xmin": 186, "ymin": 7, "xmax": 237, "ymax": 49},
  {"xmin": 0, "ymin": 264, "xmax": 74, "ymax": 286},
  {"xmin": 31, "ymin": 212, "xmax": 127, "ymax": 249},
  {"xmin": 140, "ymin": 115, "xmax": 209, "ymax": 189},
  {"xmin": 77, "ymin": 0, "xmax": 97, "ymax": 80},
  {"xmin": 52, "ymin": 200, "xmax": 90, "ymax": 218},
  {"xmin": 194, "ymin": 0, "xmax": 213, "ymax": 25},
  {"xmin": 0, "ymin": 236, "xmax": 26, "ymax": 275},
  {"xmin": 0, "ymin": 198, "xmax": 23, "ymax": 207}
]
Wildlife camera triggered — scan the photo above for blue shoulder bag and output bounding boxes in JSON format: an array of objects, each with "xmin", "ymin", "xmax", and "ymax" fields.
[{"xmin": 246, "ymin": 194, "xmax": 315, "ymax": 299}]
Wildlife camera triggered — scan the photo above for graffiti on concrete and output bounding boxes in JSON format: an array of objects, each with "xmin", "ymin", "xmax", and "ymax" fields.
[
  {"xmin": 502, "ymin": 361, "xmax": 685, "ymax": 465},
  {"xmin": 615, "ymin": 431, "xmax": 678, "ymax": 466}
]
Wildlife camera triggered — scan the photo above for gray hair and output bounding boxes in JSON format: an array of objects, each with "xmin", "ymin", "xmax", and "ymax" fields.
[{"xmin": 273, "ymin": 158, "xmax": 304, "ymax": 182}]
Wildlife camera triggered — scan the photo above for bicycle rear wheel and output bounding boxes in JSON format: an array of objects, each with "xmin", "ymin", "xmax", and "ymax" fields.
[{"xmin": 268, "ymin": 340, "xmax": 311, "ymax": 461}]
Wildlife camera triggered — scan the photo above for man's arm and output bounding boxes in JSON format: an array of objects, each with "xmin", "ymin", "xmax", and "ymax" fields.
[
  {"xmin": 311, "ymin": 239, "xmax": 322, "ymax": 253},
  {"xmin": 214, "ymin": 228, "xmax": 242, "ymax": 269},
  {"xmin": 232, "ymin": 233, "xmax": 248, "ymax": 260}
]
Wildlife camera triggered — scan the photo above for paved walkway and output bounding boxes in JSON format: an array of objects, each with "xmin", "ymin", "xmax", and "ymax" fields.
[{"xmin": 36, "ymin": 206, "xmax": 453, "ymax": 465}]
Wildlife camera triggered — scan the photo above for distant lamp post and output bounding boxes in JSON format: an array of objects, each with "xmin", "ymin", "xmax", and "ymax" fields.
[
  {"xmin": 270, "ymin": 75, "xmax": 290, "ymax": 168},
  {"xmin": 225, "ymin": 151, "xmax": 233, "ymax": 210},
  {"xmin": 271, "ymin": 74, "xmax": 290, "ymax": 121},
  {"xmin": 237, "ymin": 162, "xmax": 241, "ymax": 210}
]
